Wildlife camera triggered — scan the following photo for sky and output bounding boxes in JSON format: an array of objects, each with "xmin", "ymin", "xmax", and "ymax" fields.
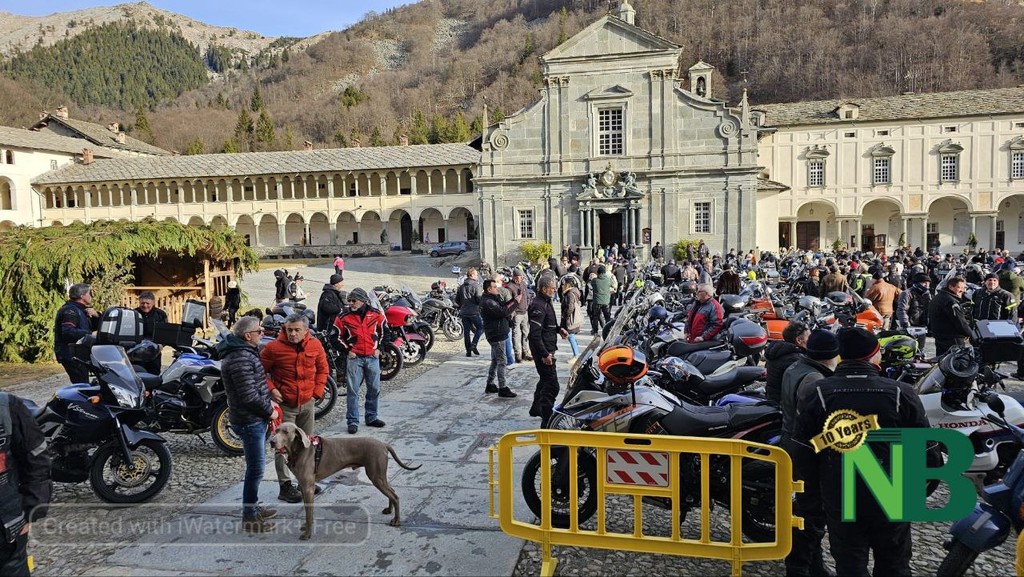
[{"xmin": 0, "ymin": 1, "xmax": 418, "ymax": 38}]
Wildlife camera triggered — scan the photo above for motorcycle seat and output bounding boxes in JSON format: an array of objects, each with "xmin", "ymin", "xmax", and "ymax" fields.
[
  {"xmin": 659, "ymin": 402, "xmax": 778, "ymax": 437},
  {"xmin": 666, "ymin": 340, "xmax": 721, "ymax": 356},
  {"xmin": 699, "ymin": 367, "xmax": 765, "ymax": 397},
  {"xmin": 136, "ymin": 372, "xmax": 164, "ymax": 390},
  {"xmin": 20, "ymin": 398, "xmax": 44, "ymax": 419}
]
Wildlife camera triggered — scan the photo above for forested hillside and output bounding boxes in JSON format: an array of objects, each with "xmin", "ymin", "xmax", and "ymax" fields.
[
  {"xmin": 2, "ymin": 22, "xmax": 207, "ymax": 111},
  {"xmin": 1, "ymin": 0, "xmax": 1023, "ymax": 155}
]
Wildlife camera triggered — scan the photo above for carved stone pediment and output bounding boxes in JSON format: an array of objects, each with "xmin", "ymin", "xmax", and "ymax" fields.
[{"xmin": 578, "ymin": 165, "xmax": 644, "ymax": 200}]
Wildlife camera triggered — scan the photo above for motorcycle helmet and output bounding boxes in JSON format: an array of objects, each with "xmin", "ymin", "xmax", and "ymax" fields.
[
  {"xmin": 647, "ymin": 305, "xmax": 669, "ymax": 326},
  {"xmin": 127, "ymin": 340, "xmax": 161, "ymax": 363},
  {"xmin": 879, "ymin": 334, "xmax": 918, "ymax": 366},
  {"xmin": 938, "ymin": 345, "xmax": 978, "ymax": 391},
  {"xmin": 597, "ymin": 346, "xmax": 648, "ymax": 386}
]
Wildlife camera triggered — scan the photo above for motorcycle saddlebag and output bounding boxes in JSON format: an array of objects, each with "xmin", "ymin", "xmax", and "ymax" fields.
[
  {"xmin": 973, "ymin": 320, "xmax": 1024, "ymax": 363},
  {"xmin": 719, "ymin": 294, "xmax": 747, "ymax": 315},
  {"xmin": 96, "ymin": 307, "xmax": 144, "ymax": 347}
]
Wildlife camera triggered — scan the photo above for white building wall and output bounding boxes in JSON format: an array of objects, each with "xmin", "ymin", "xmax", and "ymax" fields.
[{"xmin": 0, "ymin": 147, "xmax": 77, "ymax": 227}]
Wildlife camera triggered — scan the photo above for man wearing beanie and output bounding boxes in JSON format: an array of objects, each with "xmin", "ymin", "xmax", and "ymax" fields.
[
  {"xmin": 334, "ymin": 287, "xmax": 387, "ymax": 435},
  {"xmin": 928, "ymin": 276, "xmax": 972, "ymax": 356},
  {"xmin": 778, "ymin": 328, "xmax": 838, "ymax": 577},
  {"xmin": 316, "ymin": 274, "xmax": 347, "ymax": 332},
  {"xmin": 895, "ymin": 272, "xmax": 932, "ymax": 350},
  {"xmin": 793, "ymin": 327, "xmax": 928, "ymax": 577},
  {"xmin": 974, "ymin": 273, "xmax": 1016, "ymax": 322}
]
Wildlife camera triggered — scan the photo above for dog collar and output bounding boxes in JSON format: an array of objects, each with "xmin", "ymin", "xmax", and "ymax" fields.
[{"xmin": 286, "ymin": 435, "xmax": 323, "ymax": 472}]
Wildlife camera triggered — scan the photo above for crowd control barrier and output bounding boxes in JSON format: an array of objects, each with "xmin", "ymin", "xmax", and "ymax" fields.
[{"xmin": 488, "ymin": 429, "xmax": 803, "ymax": 576}]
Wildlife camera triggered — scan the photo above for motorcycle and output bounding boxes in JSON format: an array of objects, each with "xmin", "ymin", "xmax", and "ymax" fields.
[
  {"xmin": 520, "ymin": 293, "xmax": 782, "ymax": 542},
  {"xmin": 377, "ymin": 284, "xmax": 437, "ymax": 352},
  {"xmin": 24, "ymin": 343, "xmax": 173, "ymax": 503},
  {"xmin": 936, "ymin": 394, "xmax": 1024, "ymax": 577},
  {"xmin": 420, "ymin": 281, "xmax": 463, "ymax": 341}
]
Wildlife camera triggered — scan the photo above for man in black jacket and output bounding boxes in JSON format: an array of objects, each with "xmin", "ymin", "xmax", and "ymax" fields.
[
  {"xmin": 764, "ymin": 321, "xmax": 809, "ymax": 403},
  {"xmin": 316, "ymin": 275, "xmax": 347, "ymax": 332},
  {"xmin": 480, "ymin": 280, "xmax": 518, "ymax": 398},
  {"xmin": 929, "ymin": 276, "xmax": 973, "ymax": 355},
  {"xmin": 455, "ymin": 268, "xmax": 484, "ymax": 357},
  {"xmin": 53, "ymin": 282, "xmax": 99, "ymax": 384},
  {"xmin": 528, "ymin": 276, "xmax": 562, "ymax": 427},
  {"xmin": 134, "ymin": 291, "xmax": 168, "ymax": 375},
  {"xmin": 218, "ymin": 316, "xmax": 276, "ymax": 533},
  {"xmin": 793, "ymin": 328, "xmax": 928, "ymax": 577},
  {"xmin": 973, "ymin": 273, "xmax": 1016, "ymax": 322},
  {"xmin": 0, "ymin": 392, "xmax": 51, "ymax": 577},
  {"xmin": 895, "ymin": 273, "xmax": 932, "ymax": 351}
]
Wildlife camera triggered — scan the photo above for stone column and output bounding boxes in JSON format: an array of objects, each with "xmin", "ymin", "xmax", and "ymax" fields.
[
  {"xmin": 443, "ymin": 218, "xmax": 449, "ymax": 242},
  {"xmin": 992, "ymin": 215, "xmax": 999, "ymax": 250},
  {"xmin": 921, "ymin": 217, "xmax": 929, "ymax": 250},
  {"xmin": 329, "ymin": 221, "xmax": 337, "ymax": 245},
  {"xmin": 279, "ymin": 223, "xmax": 287, "ymax": 246},
  {"xmin": 578, "ymin": 210, "xmax": 586, "ymax": 248},
  {"xmin": 970, "ymin": 214, "xmax": 978, "ymax": 247},
  {"xmin": 854, "ymin": 218, "xmax": 862, "ymax": 252},
  {"xmin": 625, "ymin": 208, "xmax": 634, "ymax": 248},
  {"xmin": 901, "ymin": 217, "xmax": 908, "ymax": 248},
  {"xmin": 788, "ymin": 221, "xmax": 796, "ymax": 250},
  {"xmin": 253, "ymin": 224, "xmax": 261, "ymax": 247},
  {"xmin": 304, "ymin": 223, "xmax": 311, "ymax": 246}
]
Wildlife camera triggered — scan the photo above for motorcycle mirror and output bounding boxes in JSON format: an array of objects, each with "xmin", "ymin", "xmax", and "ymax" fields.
[{"xmin": 986, "ymin": 394, "xmax": 1006, "ymax": 416}]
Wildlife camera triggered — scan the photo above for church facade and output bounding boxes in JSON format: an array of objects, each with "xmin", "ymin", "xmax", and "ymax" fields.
[{"xmin": 475, "ymin": 3, "xmax": 761, "ymax": 265}]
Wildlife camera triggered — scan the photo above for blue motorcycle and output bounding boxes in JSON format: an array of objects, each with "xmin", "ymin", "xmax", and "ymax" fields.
[{"xmin": 937, "ymin": 393, "xmax": 1024, "ymax": 577}]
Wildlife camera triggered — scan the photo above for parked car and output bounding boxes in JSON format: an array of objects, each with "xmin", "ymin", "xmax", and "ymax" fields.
[{"xmin": 429, "ymin": 241, "xmax": 469, "ymax": 257}]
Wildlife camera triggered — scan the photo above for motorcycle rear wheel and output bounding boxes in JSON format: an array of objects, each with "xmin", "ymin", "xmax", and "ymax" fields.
[
  {"xmin": 379, "ymin": 343, "xmax": 404, "ymax": 381},
  {"xmin": 90, "ymin": 439, "xmax": 173, "ymax": 503},
  {"xmin": 211, "ymin": 403, "xmax": 244, "ymax": 456},
  {"xmin": 739, "ymin": 459, "xmax": 777, "ymax": 543},
  {"xmin": 521, "ymin": 448, "xmax": 598, "ymax": 528},
  {"xmin": 315, "ymin": 376, "xmax": 339, "ymax": 420},
  {"xmin": 442, "ymin": 316, "xmax": 463, "ymax": 341},
  {"xmin": 936, "ymin": 541, "xmax": 979, "ymax": 577}
]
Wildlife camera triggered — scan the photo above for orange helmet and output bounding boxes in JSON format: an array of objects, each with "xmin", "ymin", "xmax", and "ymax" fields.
[{"xmin": 597, "ymin": 346, "xmax": 648, "ymax": 385}]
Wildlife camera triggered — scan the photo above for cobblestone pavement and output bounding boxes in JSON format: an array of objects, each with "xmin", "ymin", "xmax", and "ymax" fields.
[{"xmin": 11, "ymin": 258, "xmax": 1023, "ymax": 575}]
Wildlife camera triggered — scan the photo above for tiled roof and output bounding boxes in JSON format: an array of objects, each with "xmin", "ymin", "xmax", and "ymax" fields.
[
  {"xmin": 756, "ymin": 87, "xmax": 1024, "ymax": 127},
  {"xmin": 32, "ymin": 143, "xmax": 482, "ymax": 185},
  {"xmin": 0, "ymin": 126, "xmax": 126, "ymax": 158},
  {"xmin": 33, "ymin": 115, "xmax": 170, "ymax": 156}
]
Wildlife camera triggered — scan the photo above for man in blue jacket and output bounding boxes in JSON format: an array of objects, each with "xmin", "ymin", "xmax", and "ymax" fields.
[{"xmin": 53, "ymin": 283, "xmax": 99, "ymax": 384}]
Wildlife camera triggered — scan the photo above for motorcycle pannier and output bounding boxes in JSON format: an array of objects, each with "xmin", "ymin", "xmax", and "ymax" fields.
[
  {"xmin": 96, "ymin": 307, "xmax": 144, "ymax": 346},
  {"xmin": 152, "ymin": 321, "xmax": 197, "ymax": 347},
  {"xmin": 973, "ymin": 320, "xmax": 1024, "ymax": 363}
]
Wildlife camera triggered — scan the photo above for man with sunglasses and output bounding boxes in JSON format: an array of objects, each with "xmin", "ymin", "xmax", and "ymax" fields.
[
  {"xmin": 335, "ymin": 288, "xmax": 387, "ymax": 435},
  {"xmin": 261, "ymin": 312, "xmax": 328, "ymax": 503}
]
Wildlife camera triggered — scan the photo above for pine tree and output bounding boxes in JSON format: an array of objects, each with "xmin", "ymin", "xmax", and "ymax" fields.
[
  {"xmin": 429, "ymin": 115, "xmax": 449, "ymax": 144},
  {"xmin": 133, "ymin": 107, "xmax": 154, "ymax": 143},
  {"xmin": 470, "ymin": 115, "xmax": 483, "ymax": 135},
  {"xmin": 284, "ymin": 125, "xmax": 295, "ymax": 150},
  {"xmin": 234, "ymin": 108, "xmax": 254, "ymax": 151},
  {"xmin": 221, "ymin": 138, "xmax": 239, "ymax": 153},
  {"xmin": 255, "ymin": 109, "xmax": 275, "ymax": 151},
  {"xmin": 409, "ymin": 110, "xmax": 430, "ymax": 145},
  {"xmin": 250, "ymin": 84, "xmax": 263, "ymax": 112},
  {"xmin": 184, "ymin": 137, "xmax": 205, "ymax": 155},
  {"xmin": 350, "ymin": 127, "xmax": 363, "ymax": 147},
  {"xmin": 369, "ymin": 126, "xmax": 385, "ymax": 147},
  {"xmin": 447, "ymin": 112, "xmax": 471, "ymax": 143}
]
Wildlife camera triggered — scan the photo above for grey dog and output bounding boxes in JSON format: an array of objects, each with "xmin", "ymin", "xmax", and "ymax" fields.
[{"xmin": 272, "ymin": 422, "xmax": 421, "ymax": 540}]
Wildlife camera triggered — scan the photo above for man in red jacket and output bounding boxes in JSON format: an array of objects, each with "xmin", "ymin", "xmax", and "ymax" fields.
[
  {"xmin": 261, "ymin": 312, "xmax": 328, "ymax": 503},
  {"xmin": 334, "ymin": 287, "xmax": 387, "ymax": 435},
  {"xmin": 686, "ymin": 283, "xmax": 724, "ymax": 343}
]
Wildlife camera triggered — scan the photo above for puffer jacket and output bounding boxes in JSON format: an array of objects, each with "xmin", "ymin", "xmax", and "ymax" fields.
[
  {"xmin": 764, "ymin": 340, "xmax": 804, "ymax": 402},
  {"xmin": 456, "ymin": 278, "xmax": 483, "ymax": 317},
  {"xmin": 335, "ymin": 306, "xmax": 386, "ymax": 357},
  {"xmin": 260, "ymin": 330, "xmax": 328, "ymax": 408},
  {"xmin": 218, "ymin": 334, "xmax": 273, "ymax": 426},
  {"xmin": 895, "ymin": 282, "xmax": 932, "ymax": 328},
  {"xmin": 686, "ymin": 298, "xmax": 724, "ymax": 343}
]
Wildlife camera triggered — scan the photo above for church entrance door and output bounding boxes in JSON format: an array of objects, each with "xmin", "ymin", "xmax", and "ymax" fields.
[{"xmin": 598, "ymin": 212, "xmax": 624, "ymax": 249}]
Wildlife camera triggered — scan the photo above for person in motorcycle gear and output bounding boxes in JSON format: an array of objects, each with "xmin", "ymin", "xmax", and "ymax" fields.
[
  {"xmin": 0, "ymin": 392, "xmax": 51, "ymax": 577},
  {"xmin": 316, "ymin": 274, "xmax": 347, "ymax": 332},
  {"xmin": 895, "ymin": 273, "xmax": 932, "ymax": 350},
  {"xmin": 686, "ymin": 284, "xmax": 724, "ymax": 344},
  {"xmin": 779, "ymin": 329, "xmax": 838, "ymax": 577},
  {"xmin": 480, "ymin": 279, "xmax": 519, "ymax": 398},
  {"xmin": 528, "ymin": 276, "xmax": 561, "ymax": 428},
  {"xmin": 660, "ymin": 259, "xmax": 682, "ymax": 286},
  {"xmin": 53, "ymin": 282, "xmax": 100, "ymax": 384},
  {"xmin": 764, "ymin": 321, "xmax": 809, "ymax": 403},
  {"xmin": 134, "ymin": 291, "xmax": 167, "ymax": 374},
  {"xmin": 973, "ymin": 273, "xmax": 1016, "ymax": 322},
  {"xmin": 793, "ymin": 328, "xmax": 928, "ymax": 577},
  {"xmin": 928, "ymin": 276, "xmax": 972, "ymax": 356},
  {"xmin": 715, "ymin": 264, "xmax": 742, "ymax": 296}
]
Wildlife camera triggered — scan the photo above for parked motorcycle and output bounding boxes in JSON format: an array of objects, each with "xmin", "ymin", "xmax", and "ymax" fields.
[
  {"xmin": 936, "ymin": 394, "xmax": 1024, "ymax": 577},
  {"xmin": 25, "ymin": 343, "xmax": 173, "ymax": 503}
]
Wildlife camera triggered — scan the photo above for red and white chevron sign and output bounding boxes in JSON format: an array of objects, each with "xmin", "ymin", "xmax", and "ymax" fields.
[{"xmin": 605, "ymin": 450, "xmax": 670, "ymax": 487}]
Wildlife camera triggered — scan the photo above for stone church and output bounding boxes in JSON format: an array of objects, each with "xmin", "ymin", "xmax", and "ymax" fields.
[{"xmin": 475, "ymin": 1, "xmax": 761, "ymax": 265}]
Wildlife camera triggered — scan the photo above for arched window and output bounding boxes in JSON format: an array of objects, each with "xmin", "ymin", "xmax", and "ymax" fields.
[
  {"xmin": 0, "ymin": 180, "xmax": 12, "ymax": 210},
  {"xmin": 4, "ymin": 150, "xmax": 12, "ymax": 164}
]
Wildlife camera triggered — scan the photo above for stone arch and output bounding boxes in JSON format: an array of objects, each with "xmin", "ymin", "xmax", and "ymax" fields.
[
  {"xmin": 861, "ymin": 198, "xmax": 903, "ymax": 252},
  {"xmin": 997, "ymin": 194, "xmax": 1024, "ymax": 251},
  {"xmin": 387, "ymin": 209, "xmax": 413, "ymax": 250},
  {"xmin": 309, "ymin": 212, "xmax": 330, "ymax": 245},
  {"xmin": 316, "ymin": 175, "xmax": 330, "ymax": 199},
  {"xmin": 926, "ymin": 196, "xmax": 971, "ymax": 250},
  {"xmin": 360, "ymin": 210, "xmax": 383, "ymax": 243},
  {"xmin": 235, "ymin": 214, "xmax": 257, "ymax": 246},
  {"xmin": 0, "ymin": 220, "xmax": 15, "ymax": 231},
  {"xmin": 187, "ymin": 216, "xmax": 206, "ymax": 227},
  {"xmin": 0, "ymin": 176, "xmax": 13, "ymax": 211},
  {"xmin": 336, "ymin": 212, "xmax": 358, "ymax": 245},
  {"xmin": 285, "ymin": 213, "xmax": 305, "ymax": 245},
  {"xmin": 444, "ymin": 168, "xmax": 459, "ymax": 193},
  {"xmin": 793, "ymin": 201, "xmax": 838, "ymax": 251},
  {"xmin": 211, "ymin": 215, "xmax": 229, "ymax": 230},
  {"xmin": 418, "ymin": 208, "xmax": 444, "ymax": 244},
  {"xmin": 429, "ymin": 170, "xmax": 443, "ymax": 195},
  {"xmin": 926, "ymin": 194, "xmax": 973, "ymax": 213},
  {"xmin": 260, "ymin": 214, "xmax": 281, "ymax": 247},
  {"xmin": 447, "ymin": 206, "xmax": 476, "ymax": 241},
  {"xmin": 462, "ymin": 168, "xmax": 474, "ymax": 193}
]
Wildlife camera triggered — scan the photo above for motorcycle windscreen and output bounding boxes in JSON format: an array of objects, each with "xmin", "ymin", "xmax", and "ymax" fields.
[{"xmin": 90, "ymin": 344, "xmax": 144, "ymax": 407}]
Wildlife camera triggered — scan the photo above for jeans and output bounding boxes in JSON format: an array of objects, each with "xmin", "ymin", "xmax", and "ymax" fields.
[
  {"xmin": 274, "ymin": 400, "xmax": 314, "ymax": 484},
  {"xmin": 346, "ymin": 355, "xmax": 381, "ymax": 426},
  {"xmin": 505, "ymin": 334, "xmax": 515, "ymax": 365},
  {"xmin": 232, "ymin": 420, "xmax": 269, "ymax": 519},
  {"xmin": 462, "ymin": 315, "xmax": 484, "ymax": 352},
  {"xmin": 487, "ymin": 339, "xmax": 507, "ymax": 388},
  {"xmin": 567, "ymin": 333, "xmax": 579, "ymax": 356}
]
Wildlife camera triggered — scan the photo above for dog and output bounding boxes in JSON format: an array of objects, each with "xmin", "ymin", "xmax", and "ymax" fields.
[{"xmin": 272, "ymin": 422, "xmax": 421, "ymax": 540}]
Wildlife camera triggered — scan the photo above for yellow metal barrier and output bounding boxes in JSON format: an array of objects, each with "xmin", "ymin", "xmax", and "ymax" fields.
[{"xmin": 488, "ymin": 429, "xmax": 803, "ymax": 577}]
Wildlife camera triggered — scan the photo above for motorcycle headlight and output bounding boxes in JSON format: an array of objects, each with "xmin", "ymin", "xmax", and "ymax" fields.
[
  {"xmin": 406, "ymin": 312, "xmax": 417, "ymax": 324},
  {"xmin": 110, "ymin": 385, "xmax": 139, "ymax": 408}
]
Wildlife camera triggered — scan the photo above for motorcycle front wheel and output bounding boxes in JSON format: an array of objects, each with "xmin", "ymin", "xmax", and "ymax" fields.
[
  {"xmin": 400, "ymin": 340, "xmax": 427, "ymax": 366},
  {"xmin": 415, "ymin": 325, "xmax": 435, "ymax": 352},
  {"xmin": 442, "ymin": 315, "xmax": 463, "ymax": 341},
  {"xmin": 379, "ymin": 343, "xmax": 404, "ymax": 381},
  {"xmin": 315, "ymin": 376, "xmax": 339, "ymax": 420},
  {"xmin": 521, "ymin": 448, "xmax": 598, "ymax": 528},
  {"xmin": 211, "ymin": 403, "xmax": 244, "ymax": 456},
  {"xmin": 90, "ymin": 439, "xmax": 173, "ymax": 503}
]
